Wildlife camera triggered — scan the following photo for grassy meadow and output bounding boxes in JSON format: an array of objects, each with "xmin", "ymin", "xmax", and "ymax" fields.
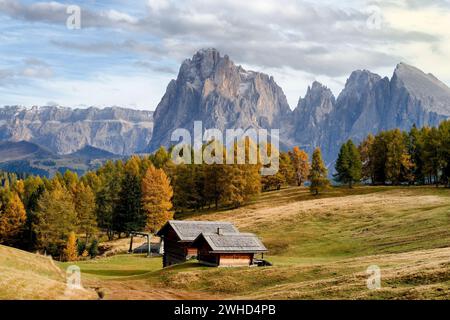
[{"xmin": 1, "ymin": 186, "xmax": 449, "ymax": 299}]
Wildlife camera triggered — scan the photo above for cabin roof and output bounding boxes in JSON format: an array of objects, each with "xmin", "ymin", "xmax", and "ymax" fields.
[
  {"xmin": 192, "ymin": 232, "xmax": 268, "ymax": 253},
  {"xmin": 156, "ymin": 220, "xmax": 239, "ymax": 242}
]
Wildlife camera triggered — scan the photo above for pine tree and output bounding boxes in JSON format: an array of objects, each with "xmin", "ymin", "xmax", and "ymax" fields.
[
  {"xmin": 335, "ymin": 140, "xmax": 362, "ymax": 188},
  {"xmin": 63, "ymin": 231, "xmax": 78, "ymax": 262},
  {"xmin": 439, "ymin": 120, "xmax": 450, "ymax": 187},
  {"xmin": 408, "ymin": 125, "xmax": 425, "ymax": 184},
  {"xmin": 141, "ymin": 165, "xmax": 174, "ymax": 233},
  {"xmin": 371, "ymin": 132, "xmax": 389, "ymax": 184},
  {"xmin": 113, "ymin": 157, "xmax": 145, "ymax": 235},
  {"xmin": 289, "ymin": 147, "xmax": 310, "ymax": 186},
  {"xmin": 309, "ymin": 148, "xmax": 330, "ymax": 195},
  {"xmin": 96, "ymin": 161, "xmax": 122, "ymax": 240}
]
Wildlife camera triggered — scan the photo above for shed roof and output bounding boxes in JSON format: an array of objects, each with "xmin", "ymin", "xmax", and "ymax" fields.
[
  {"xmin": 192, "ymin": 232, "xmax": 268, "ymax": 253},
  {"xmin": 156, "ymin": 220, "xmax": 239, "ymax": 242}
]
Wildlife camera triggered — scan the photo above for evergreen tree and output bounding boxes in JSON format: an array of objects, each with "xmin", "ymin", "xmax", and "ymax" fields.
[
  {"xmin": 422, "ymin": 127, "xmax": 441, "ymax": 186},
  {"xmin": 95, "ymin": 161, "xmax": 122, "ymax": 239},
  {"xmin": 309, "ymin": 148, "xmax": 330, "ymax": 195},
  {"xmin": 335, "ymin": 140, "xmax": 362, "ymax": 188},
  {"xmin": 113, "ymin": 157, "xmax": 145, "ymax": 235},
  {"xmin": 408, "ymin": 125, "xmax": 425, "ymax": 184},
  {"xmin": 439, "ymin": 120, "xmax": 450, "ymax": 187},
  {"xmin": 141, "ymin": 165, "xmax": 174, "ymax": 233}
]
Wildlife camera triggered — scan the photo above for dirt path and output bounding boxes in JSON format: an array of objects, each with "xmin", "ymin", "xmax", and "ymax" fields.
[{"xmin": 83, "ymin": 278, "xmax": 221, "ymax": 300}]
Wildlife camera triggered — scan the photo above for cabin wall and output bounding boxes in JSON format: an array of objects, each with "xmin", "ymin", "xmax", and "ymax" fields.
[
  {"xmin": 161, "ymin": 228, "xmax": 200, "ymax": 267},
  {"xmin": 218, "ymin": 253, "xmax": 253, "ymax": 267},
  {"xmin": 196, "ymin": 241, "xmax": 218, "ymax": 266},
  {"xmin": 162, "ymin": 229, "xmax": 188, "ymax": 267}
]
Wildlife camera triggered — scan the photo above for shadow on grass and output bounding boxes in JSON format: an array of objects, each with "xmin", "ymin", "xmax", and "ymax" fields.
[{"xmin": 81, "ymin": 269, "xmax": 151, "ymax": 277}]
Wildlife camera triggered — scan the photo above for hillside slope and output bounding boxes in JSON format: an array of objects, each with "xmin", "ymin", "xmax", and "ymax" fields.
[
  {"xmin": 0, "ymin": 245, "xmax": 95, "ymax": 300},
  {"xmin": 64, "ymin": 187, "xmax": 450, "ymax": 300}
]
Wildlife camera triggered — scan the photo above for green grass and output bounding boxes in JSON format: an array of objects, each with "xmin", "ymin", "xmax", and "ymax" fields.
[
  {"xmin": 60, "ymin": 254, "xmax": 163, "ymax": 279},
  {"xmin": 3, "ymin": 185, "xmax": 450, "ymax": 299}
]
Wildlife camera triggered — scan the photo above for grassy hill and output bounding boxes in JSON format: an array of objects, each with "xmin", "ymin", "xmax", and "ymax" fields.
[
  {"xmin": 57, "ymin": 186, "xmax": 450, "ymax": 300},
  {"xmin": 0, "ymin": 245, "xmax": 95, "ymax": 300},
  {"xmin": 1, "ymin": 186, "xmax": 448, "ymax": 299}
]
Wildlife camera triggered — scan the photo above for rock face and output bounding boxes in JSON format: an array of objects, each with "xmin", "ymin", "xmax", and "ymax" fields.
[
  {"xmin": 148, "ymin": 48, "xmax": 291, "ymax": 151},
  {"xmin": 0, "ymin": 106, "xmax": 153, "ymax": 155},
  {"xmin": 292, "ymin": 63, "xmax": 450, "ymax": 166},
  {"xmin": 291, "ymin": 81, "xmax": 335, "ymax": 153},
  {"xmin": 2, "ymin": 49, "xmax": 450, "ymax": 170}
]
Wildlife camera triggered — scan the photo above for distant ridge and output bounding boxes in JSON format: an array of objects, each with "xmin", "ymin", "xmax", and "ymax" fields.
[
  {"xmin": 0, "ymin": 141, "xmax": 55, "ymax": 162},
  {"xmin": 66, "ymin": 145, "xmax": 118, "ymax": 160}
]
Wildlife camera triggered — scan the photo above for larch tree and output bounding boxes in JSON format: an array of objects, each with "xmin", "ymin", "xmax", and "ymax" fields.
[
  {"xmin": 0, "ymin": 190, "xmax": 27, "ymax": 244},
  {"xmin": 289, "ymin": 147, "xmax": 310, "ymax": 187},
  {"xmin": 309, "ymin": 147, "xmax": 330, "ymax": 195},
  {"xmin": 74, "ymin": 182, "xmax": 98, "ymax": 244},
  {"xmin": 34, "ymin": 182, "xmax": 78, "ymax": 256},
  {"xmin": 141, "ymin": 165, "xmax": 174, "ymax": 233},
  {"xmin": 63, "ymin": 231, "xmax": 78, "ymax": 262}
]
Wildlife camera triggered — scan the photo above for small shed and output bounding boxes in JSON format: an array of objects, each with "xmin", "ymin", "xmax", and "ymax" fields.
[
  {"xmin": 192, "ymin": 230, "xmax": 268, "ymax": 267},
  {"xmin": 156, "ymin": 220, "xmax": 239, "ymax": 267}
]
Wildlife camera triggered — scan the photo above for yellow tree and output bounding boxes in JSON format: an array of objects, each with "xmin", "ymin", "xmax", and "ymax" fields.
[
  {"xmin": 34, "ymin": 181, "xmax": 78, "ymax": 256},
  {"xmin": 63, "ymin": 231, "xmax": 78, "ymax": 262},
  {"xmin": 74, "ymin": 182, "xmax": 98, "ymax": 244},
  {"xmin": 141, "ymin": 165, "xmax": 174, "ymax": 233},
  {"xmin": 289, "ymin": 147, "xmax": 310, "ymax": 186},
  {"xmin": 0, "ymin": 191, "xmax": 27, "ymax": 244}
]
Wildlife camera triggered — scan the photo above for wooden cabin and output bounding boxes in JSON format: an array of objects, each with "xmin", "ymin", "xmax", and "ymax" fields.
[
  {"xmin": 192, "ymin": 230, "xmax": 268, "ymax": 267},
  {"xmin": 156, "ymin": 220, "xmax": 239, "ymax": 267}
]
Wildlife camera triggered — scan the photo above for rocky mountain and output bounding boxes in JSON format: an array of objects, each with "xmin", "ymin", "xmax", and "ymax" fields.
[
  {"xmin": 292, "ymin": 63, "xmax": 450, "ymax": 166},
  {"xmin": 0, "ymin": 106, "xmax": 153, "ymax": 155},
  {"xmin": 149, "ymin": 49, "xmax": 450, "ymax": 167},
  {"xmin": 1, "ymin": 49, "xmax": 450, "ymax": 173},
  {"xmin": 291, "ymin": 81, "xmax": 335, "ymax": 152},
  {"xmin": 148, "ymin": 48, "xmax": 291, "ymax": 151}
]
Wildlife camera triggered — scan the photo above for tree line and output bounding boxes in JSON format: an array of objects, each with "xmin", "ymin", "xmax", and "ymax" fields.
[
  {"xmin": 334, "ymin": 120, "xmax": 450, "ymax": 187},
  {"xmin": 0, "ymin": 157, "xmax": 173, "ymax": 261},
  {"xmin": 5, "ymin": 118, "xmax": 447, "ymax": 261}
]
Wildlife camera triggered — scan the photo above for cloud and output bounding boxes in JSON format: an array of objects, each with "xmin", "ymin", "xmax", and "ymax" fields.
[
  {"xmin": 0, "ymin": 58, "xmax": 53, "ymax": 84},
  {"xmin": 0, "ymin": 0, "xmax": 449, "ymax": 108},
  {"xmin": 0, "ymin": 0, "xmax": 140, "ymax": 29},
  {"xmin": 0, "ymin": 0, "xmax": 441, "ymax": 78}
]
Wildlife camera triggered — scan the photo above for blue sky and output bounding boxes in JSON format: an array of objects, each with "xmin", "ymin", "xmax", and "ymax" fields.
[{"xmin": 0, "ymin": 0, "xmax": 450, "ymax": 110}]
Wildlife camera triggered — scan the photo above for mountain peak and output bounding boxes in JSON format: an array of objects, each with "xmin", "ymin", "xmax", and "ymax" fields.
[
  {"xmin": 149, "ymin": 49, "xmax": 291, "ymax": 151},
  {"xmin": 392, "ymin": 62, "xmax": 450, "ymax": 115}
]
